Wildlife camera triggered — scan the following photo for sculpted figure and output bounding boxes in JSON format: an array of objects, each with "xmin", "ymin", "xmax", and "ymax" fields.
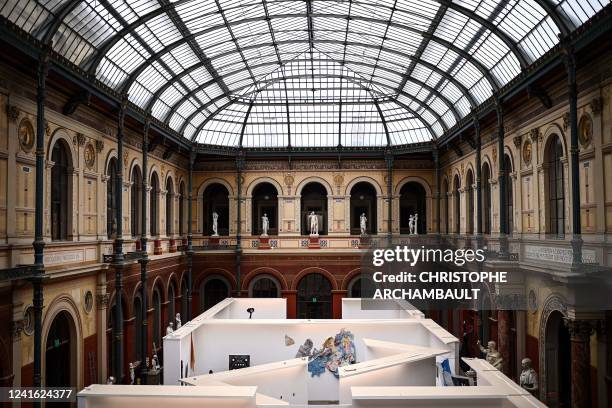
[
  {"xmin": 166, "ymin": 322, "xmax": 174, "ymax": 335},
  {"xmin": 212, "ymin": 211, "xmax": 219, "ymax": 236},
  {"xmin": 408, "ymin": 214, "xmax": 415, "ymax": 235},
  {"xmin": 477, "ymin": 340, "xmax": 503, "ymax": 370},
  {"xmin": 360, "ymin": 213, "xmax": 367, "ymax": 235},
  {"xmin": 309, "ymin": 211, "xmax": 319, "ymax": 236},
  {"xmin": 175, "ymin": 312, "xmax": 182, "ymax": 329},
  {"xmin": 413, "ymin": 213, "xmax": 419, "ymax": 235},
  {"xmin": 519, "ymin": 358, "xmax": 538, "ymax": 394},
  {"xmin": 261, "ymin": 213, "xmax": 269, "ymax": 236}
]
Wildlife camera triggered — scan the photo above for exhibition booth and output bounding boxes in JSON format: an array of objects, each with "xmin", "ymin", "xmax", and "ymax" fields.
[{"xmin": 78, "ymin": 298, "xmax": 545, "ymax": 407}]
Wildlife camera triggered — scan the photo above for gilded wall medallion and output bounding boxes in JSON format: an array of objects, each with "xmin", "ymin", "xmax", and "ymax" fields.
[
  {"xmin": 84, "ymin": 143, "xmax": 96, "ymax": 169},
  {"xmin": 18, "ymin": 118, "xmax": 35, "ymax": 152}
]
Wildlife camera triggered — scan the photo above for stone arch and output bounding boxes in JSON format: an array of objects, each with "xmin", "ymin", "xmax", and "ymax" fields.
[
  {"xmin": 247, "ymin": 274, "xmax": 283, "ymax": 298},
  {"xmin": 150, "ymin": 275, "xmax": 166, "ymax": 304},
  {"xmin": 394, "ymin": 176, "xmax": 432, "ymax": 197},
  {"xmin": 291, "ymin": 267, "xmax": 338, "ymax": 291},
  {"xmin": 345, "ymin": 176, "xmax": 383, "ymax": 196},
  {"xmin": 193, "ymin": 268, "xmax": 237, "ymax": 292},
  {"xmin": 148, "ymin": 165, "xmax": 161, "ymax": 186},
  {"xmin": 538, "ymin": 293, "xmax": 569, "ymax": 402},
  {"xmin": 41, "ymin": 294, "xmax": 83, "ymax": 390},
  {"xmin": 341, "ymin": 266, "xmax": 376, "ymax": 291},
  {"xmin": 503, "ymin": 146, "xmax": 516, "ymax": 173},
  {"xmin": 541, "ymin": 123, "xmax": 567, "ymax": 161},
  {"xmin": 245, "ymin": 177, "xmax": 284, "ymax": 196},
  {"xmin": 295, "ymin": 176, "xmax": 333, "ymax": 196},
  {"xmin": 167, "ymin": 272, "xmax": 180, "ymax": 300},
  {"xmin": 128, "ymin": 158, "xmax": 142, "ymax": 180},
  {"xmin": 463, "ymin": 162, "xmax": 476, "ymax": 188},
  {"xmin": 196, "ymin": 177, "xmax": 234, "ymax": 197},
  {"xmin": 243, "ymin": 267, "xmax": 289, "ymax": 291},
  {"xmin": 47, "ymin": 128, "xmax": 77, "ymax": 166},
  {"xmin": 103, "ymin": 149, "xmax": 118, "ymax": 175}
]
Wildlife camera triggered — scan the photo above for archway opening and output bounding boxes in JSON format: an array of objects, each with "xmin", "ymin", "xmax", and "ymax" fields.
[
  {"xmin": 348, "ymin": 276, "xmax": 376, "ymax": 298},
  {"xmin": 297, "ymin": 273, "xmax": 332, "ymax": 319},
  {"xmin": 179, "ymin": 182, "xmax": 185, "ymax": 236},
  {"xmin": 51, "ymin": 140, "xmax": 72, "ymax": 241},
  {"xmin": 399, "ymin": 182, "xmax": 426, "ymax": 234},
  {"xmin": 300, "ymin": 182, "xmax": 328, "ymax": 235},
  {"xmin": 545, "ymin": 135, "xmax": 565, "ymax": 237},
  {"xmin": 442, "ymin": 179, "xmax": 449, "ymax": 234},
  {"xmin": 107, "ymin": 157, "xmax": 118, "ymax": 239},
  {"xmin": 504, "ymin": 154, "xmax": 514, "ymax": 235},
  {"xmin": 466, "ymin": 170, "xmax": 474, "ymax": 235},
  {"xmin": 251, "ymin": 183, "xmax": 278, "ymax": 236},
  {"xmin": 45, "ymin": 311, "xmax": 76, "ymax": 389},
  {"xmin": 150, "ymin": 172, "xmax": 160, "ymax": 236},
  {"xmin": 545, "ymin": 310, "xmax": 571, "ymax": 407},
  {"xmin": 131, "ymin": 166, "xmax": 143, "ymax": 237},
  {"xmin": 166, "ymin": 178, "xmax": 174, "ymax": 236},
  {"xmin": 152, "ymin": 286, "xmax": 162, "ymax": 348},
  {"xmin": 200, "ymin": 277, "xmax": 230, "ymax": 312},
  {"xmin": 203, "ymin": 184, "xmax": 230, "ymax": 236},
  {"xmin": 250, "ymin": 276, "xmax": 280, "ymax": 298},
  {"xmin": 350, "ymin": 182, "xmax": 377, "ymax": 235},
  {"xmin": 453, "ymin": 175, "xmax": 461, "ymax": 234},
  {"xmin": 482, "ymin": 162, "xmax": 492, "ymax": 234}
]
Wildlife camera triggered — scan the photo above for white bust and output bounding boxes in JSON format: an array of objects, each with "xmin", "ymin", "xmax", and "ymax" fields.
[
  {"xmin": 175, "ymin": 312, "xmax": 181, "ymax": 329},
  {"xmin": 519, "ymin": 358, "xmax": 538, "ymax": 394},
  {"xmin": 166, "ymin": 322, "xmax": 174, "ymax": 335},
  {"xmin": 477, "ymin": 340, "xmax": 503, "ymax": 370}
]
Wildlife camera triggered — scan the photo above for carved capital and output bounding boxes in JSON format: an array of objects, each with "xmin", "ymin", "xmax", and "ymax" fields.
[
  {"xmin": 562, "ymin": 112, "xmax": 570, "ymax": 131},
  {"xmin": 96, "ymin": 293, "xmax": 109, "ymax": 308},
  {"xmin": 513, "ymin": 135, "xmax": 522, "ymax": 148},
  {"xmin": 565, "ymin": 319, "xmax": 595, "ymax": 341},
  {"xmin": 11, "ymin": 319, "xmax": 24, "ymax": 341},
  {"xmin": 95, "ymin": 140, "xmax": 104, "ymax": 153},
  {"xmin": 6, "ymin": 104, "xmax": 19, "ymax": 122},
  {"xmin": 529, "ymin": 128, "xmax": 540, "ymax": 143},
  {"xmin": 74, "ymin": 132, "xmax": 86, "ymax": 146}
]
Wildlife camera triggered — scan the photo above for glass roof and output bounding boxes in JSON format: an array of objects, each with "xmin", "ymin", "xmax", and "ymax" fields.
[{"xmin": 1, "ymin": 0, "xmax": 608, "ymax": 147}]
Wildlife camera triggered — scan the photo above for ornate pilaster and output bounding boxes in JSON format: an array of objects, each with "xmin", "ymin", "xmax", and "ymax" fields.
[
  {"xmin": 495, "ymin": 100, "xmax": 508, "ymax": 259},
  {"xmin": 565, "ymin": 319, "xmax": 596, "ymax": 408},
  {"xmin": 138, "ymin": 117, "xmax": 150, "ymax": 384},
  {"xmin": 385, "ymin": 150, "xmax": 393, "ymax": 246},
  {"xmin": 475, "ymin": 119, "xmax": 483, "ymax": 244}
]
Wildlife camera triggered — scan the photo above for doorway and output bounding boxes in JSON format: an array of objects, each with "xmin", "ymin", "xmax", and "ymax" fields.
[
  {"xmin": 545, "ymin": 311, "xmax": 571, "ymax": 407},
  {"xmin": 297, "ymin": 274, "xmax": 332, "ymax": 319}
]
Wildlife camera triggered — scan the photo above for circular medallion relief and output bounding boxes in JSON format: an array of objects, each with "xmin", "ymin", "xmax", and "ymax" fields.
[
  {"xmin": 23, "ymin": 305, "xmax": 34, "ymax": 336},
  {"xmin": 84, "ymin": 290, "xmax": 94, "ymax": 313},
  {"xmin": 284, "ymin": 174, "xmax": 294, "ymax": 186},
  {"xmin": 18, "ymin": 118, "xmax": 35, "ymax": 152},
  {"xmin": 84, "ymin": 143, "xmax": 96, "ymax": 169},
  {"xmin": 522, "ymin": 140, "xmax": 532, "ymax": 165},
  {"xmin": 333, "ymin": 174, "xmax": 344, "ymax": 186},
  {"xmin": 528, "ymin": 289, "xmax": 538, "ymax": 313},
  {"xmin": 579, "ymin": 114, "xmax": 593, "ymax": 147}
]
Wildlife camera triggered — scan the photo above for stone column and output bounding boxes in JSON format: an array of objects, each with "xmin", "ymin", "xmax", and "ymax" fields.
[
  {"xmin": 496, "ymin": 100, "xmax": 508, "ymax": 258},
  {"xmin": 385, "ymin": 151, "xmax": 393, "ymax": 245},
  {"xmin": 566, "ymin": 319, "xmax": 595, "ymax": 408},
  {"xmin": 434, "ymin": 148, "xmax": 441, "ymax": 238}
]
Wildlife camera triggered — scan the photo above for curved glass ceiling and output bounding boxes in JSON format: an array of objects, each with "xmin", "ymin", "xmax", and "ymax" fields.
[{"xmin": 1, "ymin": 0, "xmax": 608, "ymax": 147}]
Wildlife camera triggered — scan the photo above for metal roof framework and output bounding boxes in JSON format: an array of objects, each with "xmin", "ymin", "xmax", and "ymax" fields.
[{"xmin": 0, "ymin": 0, "xmax": 607, "ymax": 148}]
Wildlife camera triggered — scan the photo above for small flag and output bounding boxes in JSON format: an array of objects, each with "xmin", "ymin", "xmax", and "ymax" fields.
[{"xmin": 190, "ymin": 333, "xmax": 195, "ymax": 371}]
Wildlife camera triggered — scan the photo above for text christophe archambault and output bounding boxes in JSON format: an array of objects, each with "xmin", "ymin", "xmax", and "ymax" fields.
[{"xmin": 369, "ymin": 246, "xmax": 506, "ymax": 301}]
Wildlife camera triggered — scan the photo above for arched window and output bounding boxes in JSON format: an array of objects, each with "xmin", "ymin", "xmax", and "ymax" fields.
[
  {"xmin": 152, "ymin": 287, "xmax": 162, "ymax": 346},
  {"xmin": 168, "ymin": 281, "xmax": 176, "ymax": 328},
  {"xmin": 482, "ymin": 163, "xmax": 492, "ymax": 234},
  {"xmin": 133, "ymin": 295, "xmax": 143, "ymax": 361},
  {"xmin": 202, "ymin": 184, "xmax": 230, "ymax": 236},
  {"xmin": 51, "ymin": 141, "xmax": 71, "ymax": 240},
  {"xmin": 150, "ymin": 173, "xmax": 160, "ymax": 236},
  {"xmin": 300, "ymin": 182, "xmax": 328, "ymax": 235},
  {"xmin": 106, "ymin": 157, "xmax": 118, "ymax": 239},
  {"xmin": 350, "ymin": 182, "xmax": 377, "ymax": 235},
  {"xmin": 297, "ymin": 273, "xmax": 332, "ymax": 319},
  {"xmin": 348, "ymin": 277, "xmax": 375, "ymax": 298},
  {"xmin": 547, "ymin": 135, "xmax": 565, "ymax": 236},
  {"xmin": 250, "ymin": 276, "xmax": 280, "ymax": 298},
  {"xmin": 179, "ymin": 182, "xmax": 185, "ymax": 236},
  {"xmin": 107, "ymin": 296, "xmax": 126, "ymax": 378},
  {"xmin": 199, "ymin": 277, "xmax": 230, "ymax": 312},
  {"xmin": 166, "ymin": 178, "xmax": 174, "ymax": 236},
  {"xmin": 466, "ymin": 170, "xmax": 474, "ymax": 235},
  {"xmin": 400, "ymin": 182, "xmax": 426, "ymax": 234},
  {"xmin": 131, "ymin": 166, "xmax": 142, "ymax": 237},
  {"xmin": 504, "ymin": 155, "xmax": 514, "ymax": 235},
  {"xmin": 442, "ymin": 179, "xmax": 449, "ymax": 234},
  {"xmin": 251, "ymin": 182, "xmax": 278, "ymax": 236},
  {"xmin": 453, "ymin": 175, "xmax": 461, "ymax": 234}
]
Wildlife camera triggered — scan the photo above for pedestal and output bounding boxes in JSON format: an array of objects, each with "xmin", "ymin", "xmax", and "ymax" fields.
[
  {"xmin": 259, "ymin": 236, "xmax": 271, "ymax": 250},
  {"xmin": 169, "ymin": 239, "xmax": 177, "ymax": 253},
  {"xmin": 209, "ymin": 236, "xmax": 220, "ymax": 247},
  {"xmin": 308, "ymin": 235, "xmax": 320, "ymax": 249},
  {"xmin": 359, "ymin": 235, "xmax": 371, "ymax": 249},
  {"xmin": 153, "ymin": 239, "xmax": 162, "ymax": 255}
]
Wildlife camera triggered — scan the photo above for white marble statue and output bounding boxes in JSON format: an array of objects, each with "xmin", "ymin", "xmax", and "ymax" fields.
[
  {"xmin": 212, "ymin": 211, "xmax": 219, "ymax": 236},
  {"xmin": 408, "ymin": 214, "xmax": 415, "ymax": 235},
  {"xmin": 175, "ymin": 312, "xmax": 181, "ymax": 329},
  {"xmin": 261, "ymin": 213, "xmax": 269, "ymax": 237},
  {"xmin": 152, "ymin": 354, "xmax": 160, "ymax": 370},
  {"xmin": 309, "ymin": 211, "xmax": 319, "ymax": 236},
  {"xmin": 519, "ymin": 358, "xmax": 538, "ymax": 394},
  {"xmin": 477, "ymin": 340, "xmax": 503, "ymax": 370},
  {"xmin": 166, "ymin": 322, "xmax": 174, "ymax": 335},
  {"xmin": 129, "ymin": 362, "xmax": 135, "ymax": 384},
  {"xmin": 359, "ymin": 213, "xmax": 367, "ymax": 236},
  {"xmin": 413, "ymin": 213, "xmax": 419, "ymax": 235}
]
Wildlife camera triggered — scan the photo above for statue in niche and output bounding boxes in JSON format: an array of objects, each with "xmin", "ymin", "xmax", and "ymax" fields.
[
  {"xmin": 261, "ymin": 213, "xmax": 269, "ymax": 237},
  {"xmin": 175, "ymin": 313, "xmax": 182, "ymax": 329},
  {"xmin": 309, "ymin": 211, "xmax": 319, "ymax": 236},
  {"xmin": 413, "ymin": 214, "xmax": 419, "ymax": 235},
  {"xmin": 166, "ymin": 322, "xmax": 174, "ymax": 335},
  {"xmin": 360, "ymin": 213, "xmax": 367, "ymax": 236},
  {"xmin": 129, "ymin": 362, "xmax": 135, "ymax": 384},
  {"xmin": 212, "ymin": 211, "xmax": 219, "ymax": 236},
  {"xmin": 408, "ymin": 214, "xmax": 415, "ymax": 235},
  {"xmin": 477, "ymin": 340, "xmax": 503, "ymax": 370},
  {"xmin": 519, "ymin": 357, "xmax": 538, "ymax": 395}
]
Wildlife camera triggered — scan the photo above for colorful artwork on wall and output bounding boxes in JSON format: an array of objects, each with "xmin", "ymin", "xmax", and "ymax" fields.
[{"xmin": 300, "ymin": 329, "xmax": 356, "ymax": 378}]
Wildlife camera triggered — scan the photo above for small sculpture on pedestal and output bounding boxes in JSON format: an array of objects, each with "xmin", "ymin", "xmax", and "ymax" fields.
[
  {"xmin": 107, "ymin": 376, "xmax": 116, "ymax": 385},
  {"xmin": 129, "ymin": 362, "xmax": 135, "ymax": 384},
  {"xmin": 261, "ymin": 213, "xmax": 269, "ymax": 237},
  {"xmin": 477, "ymin": 340, "xmax": 503, "ymax": 370},
  {"xmin": 175, "ymin": 312, "xmax": 182, "ymax": 329},
  {"xmin": 308, "ymin": 211, "xmax": 319, "ymax": 236},
  {"xmin": 519, "ymin": 357, "xmax": 538, "ymax": 395},
  {"xmin": 166, "ymin": 322, "xmax": 174, "ymax": 335},
  {"xmin": 152, "ymin": 354, "xmax": 160, "ymax": 370},
  {"xmin": 360, "ymin": 213, "xmax": 367, "ymax": 236},
  {"xmin": 408, "ymin": 215, "xmax": 415, "ymax": 235},
  {"xmin": 212, "ymin": 212, "xmax": 219, "ymax": 236}
]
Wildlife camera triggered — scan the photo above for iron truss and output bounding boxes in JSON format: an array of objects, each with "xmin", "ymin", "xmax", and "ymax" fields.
[{"xmin": 0, "ymin": 0, "xmax": 609, "ymax": 150}]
